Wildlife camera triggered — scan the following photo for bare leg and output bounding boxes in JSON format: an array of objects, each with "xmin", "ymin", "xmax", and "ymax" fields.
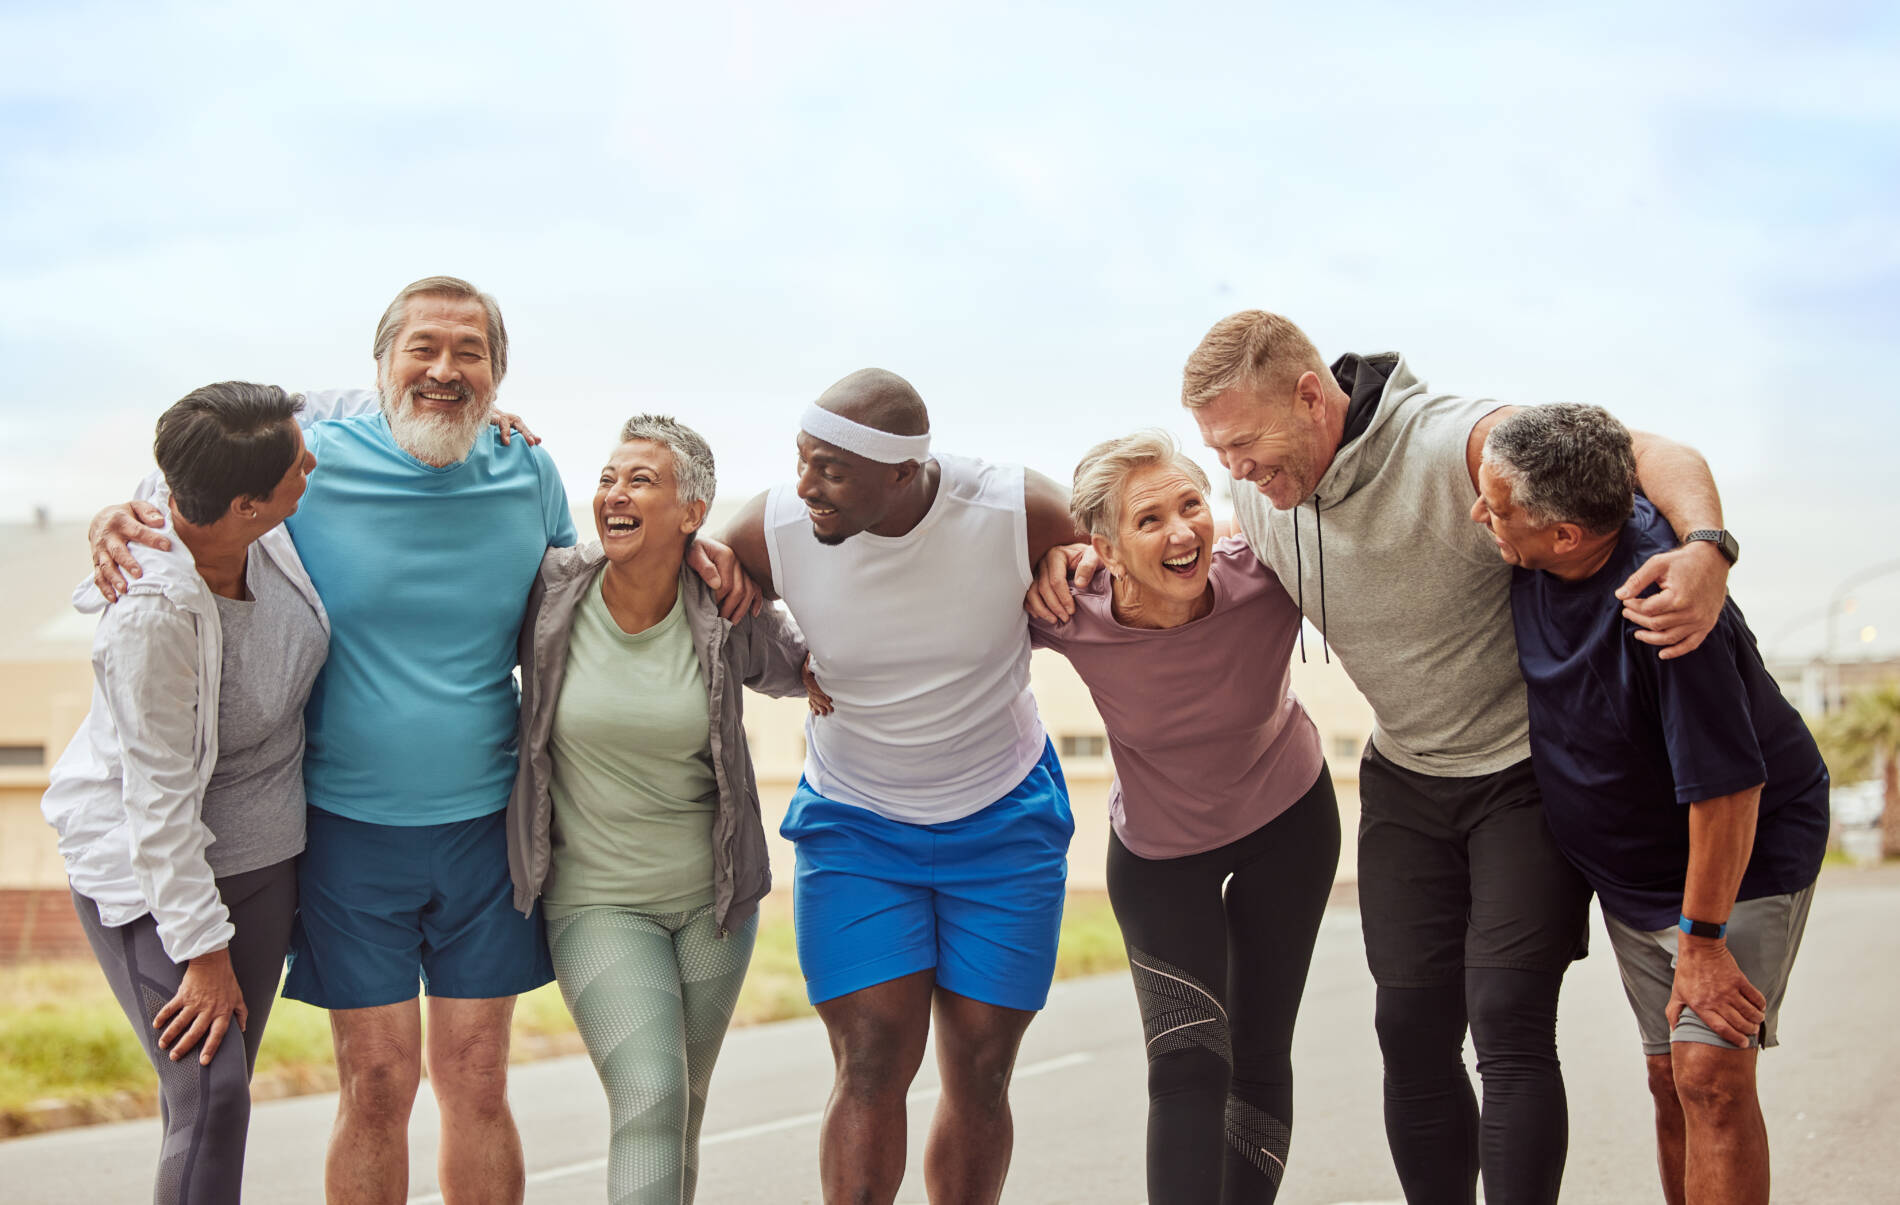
[
  {"xmin": 1646, "ymin": 1053, "xmax": 1687, "ymax": 1205},
  {"xmin": 814, "ymin": 970, "xmax": 935, "ymax": 1205},
  {"xmin": 328, "ymin": 1000, "xmax": 423, "ymax": 1205},
  {"xmin": 923, "ymin": 987, "xmax": 1037, "ymax": 1205},
  {"xmin": 426, "ymin": 995, "xmax": 523, "ymax": 1205},
  {"xmin": 1673, "ymin": 1042, "xmax": 1768, "ymax": 1205}
]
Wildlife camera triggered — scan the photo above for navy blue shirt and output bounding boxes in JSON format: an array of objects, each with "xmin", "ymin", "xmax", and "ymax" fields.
[{"xmin": 1510, "ymin": 498, "xmax": 1829, "ymax": 930}]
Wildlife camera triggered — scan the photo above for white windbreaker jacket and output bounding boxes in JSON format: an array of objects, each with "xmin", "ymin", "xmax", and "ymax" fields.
[{"xmin": 40, "ymin": 507, "xmax": 328, "ymax": 962}]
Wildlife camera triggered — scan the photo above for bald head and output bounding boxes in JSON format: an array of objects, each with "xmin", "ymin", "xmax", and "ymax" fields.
[{"xmin": 816, "ymin": 368, "xmax": 929, "ymax": 437}]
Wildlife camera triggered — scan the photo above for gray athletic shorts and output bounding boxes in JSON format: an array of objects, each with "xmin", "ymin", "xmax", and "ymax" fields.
[{"xmin": 1602, "ymin": 882, "xmax": 1815, "ymax": 1056}]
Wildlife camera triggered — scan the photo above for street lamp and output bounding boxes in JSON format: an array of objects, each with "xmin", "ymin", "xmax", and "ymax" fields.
[{"xmin": 1824, "ymin": 558, "xmax": 1900, "ymax": 713}]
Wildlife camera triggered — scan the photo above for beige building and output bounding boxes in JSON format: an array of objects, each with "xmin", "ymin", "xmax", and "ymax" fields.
[
  {"xmin": 1, "ymin": 519, "xmax": 101, "ymax": 960},
  {"xmin": 0, "ymin": 515, "xmax": 1376, "ymax": 961}
]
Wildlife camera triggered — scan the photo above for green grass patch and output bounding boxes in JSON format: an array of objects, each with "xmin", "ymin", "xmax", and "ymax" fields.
[{"xmin": 0, "ymin": 890, "xmax": 1130, "ymax": 1131}]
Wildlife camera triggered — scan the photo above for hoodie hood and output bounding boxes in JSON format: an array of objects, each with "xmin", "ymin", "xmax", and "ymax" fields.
[{"xmin": 1309, "ymin": 351, "xmax": 1429, "ymax": 507}]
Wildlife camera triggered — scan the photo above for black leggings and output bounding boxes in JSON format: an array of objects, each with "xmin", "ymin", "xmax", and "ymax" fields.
[
  {"xmin": 73, "ymin": 858, "xmax": 297, "ymax": 1205},
  {"xmin": 1375, "ymin": 970, "xmax": 1568, "ymax": 1205},
  {"xmin": 1106, "ymin": 766, "xmax": 1340, "ymax": 1205}
]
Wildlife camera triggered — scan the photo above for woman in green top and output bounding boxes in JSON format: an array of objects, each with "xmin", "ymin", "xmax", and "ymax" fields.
[{"xmin": 507, "ymin": 416, "xmax": 812, "ymax": 1205}]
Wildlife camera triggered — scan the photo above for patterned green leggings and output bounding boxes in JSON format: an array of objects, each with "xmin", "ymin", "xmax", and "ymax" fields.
[{"xmin": 548, "ymin": 903, "xmax": 757, "ymax": 1205}]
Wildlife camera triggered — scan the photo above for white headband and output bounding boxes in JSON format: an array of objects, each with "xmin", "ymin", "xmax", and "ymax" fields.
[{"xmin": 800, "ymin": 404, "xmax": 931, "ymax": 464}]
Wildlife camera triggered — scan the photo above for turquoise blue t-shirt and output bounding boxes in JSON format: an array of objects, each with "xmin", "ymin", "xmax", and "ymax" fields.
[{"xmin": 288, "ymin": 412, "xmax": 576, "ymax": 826}]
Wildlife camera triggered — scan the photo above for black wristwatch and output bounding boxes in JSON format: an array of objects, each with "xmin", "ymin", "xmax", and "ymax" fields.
[{"xmin": 1682, "ymin": 529, "xmax": 1740, "ymax": 566}]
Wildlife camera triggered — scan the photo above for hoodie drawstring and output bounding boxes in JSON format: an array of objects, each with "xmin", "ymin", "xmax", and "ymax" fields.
[{"xmin": 1290, "ymin": 498, "xmax": 1331, "ymax": 664}]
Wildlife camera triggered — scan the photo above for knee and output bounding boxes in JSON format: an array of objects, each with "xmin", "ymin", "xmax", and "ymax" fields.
[
  {"xmin": 1645, "ymin": 1055, "xmax": 1678, "ymax": 1105},
  {"xmin": 1374, "ymin": 985, "xmax": 1465, "ymax": 1066},
  {"xmin": 429, "ymin": 1031, "xmax": 513, "ymax": 1116},
  {"xmin": 1147, "ymin": 1045, "xmax": 1231, "ymax": 1103},
  {"xmin": 832, "ymin": 1024, "xmax": 921, "ymax": 1103},
  {"xmin": 1670, "ymin": 1048, "xmax": 1756, "ymax": 1122},
  {"xmin": 338, "ymin": 1049, "xmax": 421, "ymax": 1128},
  {"xmin": 198, "ymin": 1071, "xmax": 253, "ymax": 1139},
  {"xmin": 1465, "ymin": 969, "xmax": 1561, "ymax": 1063}
]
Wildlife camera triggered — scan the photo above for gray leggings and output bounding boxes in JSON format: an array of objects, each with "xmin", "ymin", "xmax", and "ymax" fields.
[
  {"xmin": 548, "ymin": 903, "xmax": 757, "ymax": 1205},
  {"xmin": 74, "ymin": 857, "xmax": 298, "ymax": 1205}
]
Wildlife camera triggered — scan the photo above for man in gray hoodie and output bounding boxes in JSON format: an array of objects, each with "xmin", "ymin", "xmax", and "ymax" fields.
[
  {"xmin": 1038, "ymin": 310, "xmax": 1734, "ymax": 1205},
  {"xmin": 1185, "ymin": 311, "xmax": 1732, "ymax": 1204}
]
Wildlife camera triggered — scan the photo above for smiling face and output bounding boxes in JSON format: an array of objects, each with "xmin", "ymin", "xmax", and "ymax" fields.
[
  {"xmin": 794, "ymin": 432, "xmax": 907, "ymax": 545},
  {"xmin": 1098, "ymin": 462, "xmax": 1217, "ymax": 615},
  {"xmin": 377, "ymin": 294, "xmax": 498, "ymax": 465},
  {"xmin": 1471, "ymin": 459, "xmax": 1563, "ymax": 569},
  {"xmin": 1193, "ymin": 379, "xmax": 1334, "ymax": 510},
  {"xmin": 595, "ymin": 439, "xmax": 706, "ymax": 567}
]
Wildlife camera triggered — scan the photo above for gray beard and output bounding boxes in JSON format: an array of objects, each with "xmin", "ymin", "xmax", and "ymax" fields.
[{"xmin": 380, "ymin": 380, "xmax": 492, "ymax": 466}]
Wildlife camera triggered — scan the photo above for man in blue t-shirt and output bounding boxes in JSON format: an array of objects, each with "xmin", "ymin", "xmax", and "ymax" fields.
[
  {"xmin": 1471, "ymin": 403, "xmax": 1827, "ymax": 1205},
  {"xmin": 92, "ymin": 276, "xmax": 576, "ymax": 1205}
]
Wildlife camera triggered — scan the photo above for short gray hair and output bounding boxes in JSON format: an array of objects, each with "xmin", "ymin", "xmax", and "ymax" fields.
[
  {"xmin": 371, "ymin": 276, "xmax": 510, "ymax": 382},
  {"xmin": 1070, "ymin": 429, "xmax": 1212, "ymax": 540},
  {"xmin": 618, "ymin": 414, "xmax": 717, "ymax": 510},
  {"xmin": 1483, "ymin": 403, "xmax": 1637, "ymax": 535}
]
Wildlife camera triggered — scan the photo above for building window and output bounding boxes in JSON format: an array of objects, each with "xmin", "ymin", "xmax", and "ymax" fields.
[
  {"xmin": 1059, "ymin": 734, "xmax": 1106, "ymax": 759},
  {"xmin": 1330, "ymin": 735, "xmax": 1362, "ymax": 762},
  {"xmin": 0, "ymin": 745, "xmax": 44, "ymax": 767}
]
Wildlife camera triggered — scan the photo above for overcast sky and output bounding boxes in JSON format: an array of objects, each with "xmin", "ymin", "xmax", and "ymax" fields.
[{"xmin": 3, "ymin": 0, "xmax": 1896, "ymax": 656}]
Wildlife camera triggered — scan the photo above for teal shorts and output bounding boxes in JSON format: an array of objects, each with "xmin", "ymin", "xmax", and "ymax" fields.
[{"xmin": 284, "ymin": 806, "xmax": 554, "ymax": 1009}]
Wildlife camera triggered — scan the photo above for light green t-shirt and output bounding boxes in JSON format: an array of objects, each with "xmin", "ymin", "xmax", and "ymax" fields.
[{"xmin": 542, "ymin": 575, "xmax": 718, "ymax": 917}]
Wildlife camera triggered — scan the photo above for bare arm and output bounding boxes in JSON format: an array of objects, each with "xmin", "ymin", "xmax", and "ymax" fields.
[
  {"xmin": 1615, "ymin": 430, "xmax": 1730, "ymax": 658},
  {"xmin": 684, "ymin": 489, "xmax": 772, "ymax": 622},
  {"xmin": 1021, "ymin": 470, "xmax": 1091, "ymax": 624},
  {"xmin": 1668, "ymin": 785, "xmax": 1768, "ymax": 1046}
]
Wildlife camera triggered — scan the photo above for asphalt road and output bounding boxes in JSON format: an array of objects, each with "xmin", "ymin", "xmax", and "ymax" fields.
[{"xmin": 5, "ymin": 868, "xmax": 1895, "ymax": 1204}]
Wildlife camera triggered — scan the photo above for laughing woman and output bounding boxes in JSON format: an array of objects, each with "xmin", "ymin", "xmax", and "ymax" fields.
[
  {"xmin": 1028, "ymin": 430, "xmax": 1340, "ymax": 1205},
  {"xmin": 507, "ymin": 415, "xmax": 810, "ymax": 1205}
]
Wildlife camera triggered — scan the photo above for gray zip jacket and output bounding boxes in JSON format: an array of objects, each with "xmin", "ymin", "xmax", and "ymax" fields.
[{"xmin": 507, "ymin": 544, "xmax": 809, "ymax": 933}]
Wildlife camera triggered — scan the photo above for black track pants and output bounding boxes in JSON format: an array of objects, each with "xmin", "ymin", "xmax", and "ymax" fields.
[{"xmin": 1106, "ymin": 766, "xmax": 1340, "ymax": 1205}]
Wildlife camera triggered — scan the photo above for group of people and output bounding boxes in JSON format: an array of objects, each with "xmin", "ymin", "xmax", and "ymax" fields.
[{"xmin": 41, "ymin": 276, "xmax": 1827, "ymax": 1205}]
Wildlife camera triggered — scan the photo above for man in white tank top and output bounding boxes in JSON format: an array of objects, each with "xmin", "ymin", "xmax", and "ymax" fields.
[{"xmin": 708, "ymin": 367, "xmax": 1086, "ymax": 1205}]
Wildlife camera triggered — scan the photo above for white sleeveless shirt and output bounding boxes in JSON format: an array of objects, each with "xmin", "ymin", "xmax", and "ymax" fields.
[{"xmin": 763, "ymin": 454, "xmax": 1048, "ymax": 824}]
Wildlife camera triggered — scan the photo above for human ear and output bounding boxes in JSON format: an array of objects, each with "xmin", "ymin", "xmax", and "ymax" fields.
[
  {"xmin": 681, "ymin": 499, "xmax": 709, "ymax": 535},
  {"xmin": 1092, "ymin": 532, "xmax": 1125, "ymax": 578}
]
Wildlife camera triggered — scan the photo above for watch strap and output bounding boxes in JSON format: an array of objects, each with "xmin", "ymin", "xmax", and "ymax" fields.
[
  {"xmin": 1682, "ymin": 529, "xmax": 1739, "ymax": 566},
  {"xmin": 1678, "ymin": 914, "xmax": 1728, "ymax": 939}
]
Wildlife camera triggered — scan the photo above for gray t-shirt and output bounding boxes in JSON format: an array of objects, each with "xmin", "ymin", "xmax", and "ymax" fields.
[{"xmin": 202, "ymin": 548, "xmax": 328, "ymax": 876}]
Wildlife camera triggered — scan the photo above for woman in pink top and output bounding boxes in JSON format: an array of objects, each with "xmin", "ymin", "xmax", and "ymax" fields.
[{"xmin": 1029, "ymin": 430, "xmax": 1339, "ymax": 1205}]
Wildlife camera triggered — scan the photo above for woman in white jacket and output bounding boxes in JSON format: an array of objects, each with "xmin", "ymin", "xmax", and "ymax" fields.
[{"xmin": 42, "ymin": 382, "xmax": 326, "ymax": 1205}]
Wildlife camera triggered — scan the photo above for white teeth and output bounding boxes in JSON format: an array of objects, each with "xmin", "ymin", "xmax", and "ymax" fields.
[{"xmin": 1162, "ymin": 551, "xmax": 1199, "ymax": 567}]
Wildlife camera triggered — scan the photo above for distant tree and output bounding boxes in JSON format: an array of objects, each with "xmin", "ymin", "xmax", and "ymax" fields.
[{"xmin": 1819, "ymin": 684, "xmax": 1900, "ymax": 859}]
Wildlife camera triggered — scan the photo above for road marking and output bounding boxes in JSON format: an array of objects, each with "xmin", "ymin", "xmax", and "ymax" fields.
[{"xmin": 407, "ymin": 1051, "xmax": 1096, "ymax": 1202}]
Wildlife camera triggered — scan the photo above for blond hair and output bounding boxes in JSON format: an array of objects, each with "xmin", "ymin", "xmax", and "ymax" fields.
[
  {"xmin": 1181, "ymin": 310, "xmax": 1328, "ymax": 409},
  {"xmin": 1069, "ymin": 429, "xmax": 1211, "ymax": 540}
]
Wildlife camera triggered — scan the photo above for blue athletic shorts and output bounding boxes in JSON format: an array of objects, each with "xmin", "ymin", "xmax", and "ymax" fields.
[
  {"xmin": 283, "ymin": 806, "xmax": 555, "ymax": 1009},
  {"xmin": 781, "ymin": 740, "xmax": 1073, "ymax": 1011}
]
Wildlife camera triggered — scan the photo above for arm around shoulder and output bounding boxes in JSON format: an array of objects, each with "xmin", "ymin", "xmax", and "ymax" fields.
[
  {"xmin": 717, "ymin": 489, "xmax": 777, "ymax": 599},
  {"xmin": 1024, "ymin": 468, "xmax": 1086, "ymax": 569}
]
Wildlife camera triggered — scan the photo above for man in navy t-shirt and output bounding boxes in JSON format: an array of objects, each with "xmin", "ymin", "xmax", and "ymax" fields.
[{"xmin": 1471, "ymin": 403, "xmax": 1827, "ymax": 1205}]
